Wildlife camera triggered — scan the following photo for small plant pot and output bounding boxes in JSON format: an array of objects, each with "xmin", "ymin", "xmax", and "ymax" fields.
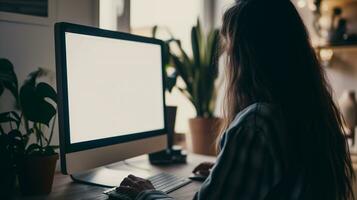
[
  {"xmin": 17, "ymin": 153, "xmax": 58, "ymax": 195},
  {"xmin": 166, "ymin": 106, "xmax": 177, "ymax": 148},
  {"xmin": 189, "ymin": 117, "xmax": 222, "ymax": 156}
]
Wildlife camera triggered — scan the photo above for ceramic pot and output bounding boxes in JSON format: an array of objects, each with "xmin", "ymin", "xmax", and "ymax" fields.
[
  {"xmin": 18, "ymin": 153, "xmax": 58, "ymax": 195},
  {"xmin": 189, "ymin": 117, "xmax": 222, "ymax": 156}
]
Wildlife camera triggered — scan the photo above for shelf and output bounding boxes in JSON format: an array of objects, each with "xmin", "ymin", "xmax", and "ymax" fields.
[
  {"xmin": 315, "ymin": 42, "xmax": 357, "ymax": 51},
  {"xmin": 323, "ymin": 0, "xmax": 357, "ymax": 8}
]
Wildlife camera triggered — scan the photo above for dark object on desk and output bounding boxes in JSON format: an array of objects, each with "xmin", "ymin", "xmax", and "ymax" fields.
[
  {"xmin": 149, "ymin": 105, "xmax": 187, "ymax": 164},
  {"xmin": 104, "ymin": 173, "xmax": 191, "ymax": 199},
  {"xmin": 166, "ymin": 106, "xmax": 177, "ymax": 149},
  {"xmin": 189, "ymin": 173, "xmax": 208, "ymax": 182},
  {"xmin": 14, "ymin": 154, "xmax": 215, "ymax": 200},
  {"xmin": 149, "ymin": 145, "xmax": 187, "ymax": 164}
]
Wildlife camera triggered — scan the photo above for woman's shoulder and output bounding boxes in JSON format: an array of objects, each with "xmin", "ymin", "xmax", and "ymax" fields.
[{"xmin": 226, "ymin": 102, "xmax": 281, "ymax": 133}]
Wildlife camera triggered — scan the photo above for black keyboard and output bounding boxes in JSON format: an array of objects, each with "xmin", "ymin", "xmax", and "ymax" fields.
[{"xmin": 104, "ymin": 172, "xmax": 191, "ymax": 197}]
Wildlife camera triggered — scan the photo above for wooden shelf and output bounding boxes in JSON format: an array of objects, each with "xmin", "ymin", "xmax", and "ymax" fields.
[
  {"xmin": 316, "ymin": 42, "xmax": 357, "ymax": 51},
  {"xmin": 323, "ymin": 0, "xmax": 357, "ymax": 7}
]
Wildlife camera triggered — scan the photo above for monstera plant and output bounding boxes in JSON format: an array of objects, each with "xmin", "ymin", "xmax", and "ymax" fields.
[
  {"xmin": 0, "ymin": 58, "xmax": 58, "ymax": 196},
  {"xmin": 169, "ymin": 20, "xmax": 221, "ymax": 155}
]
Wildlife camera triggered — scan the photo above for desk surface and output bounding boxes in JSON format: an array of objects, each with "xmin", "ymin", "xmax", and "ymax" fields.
[{"xmin": 15, "ymin": 153, "xmax": 215, "ymax": 200}]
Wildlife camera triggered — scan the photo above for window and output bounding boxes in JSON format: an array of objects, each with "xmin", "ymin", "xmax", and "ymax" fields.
[{"xmin": 130, "ymin": 0, "xmax": 204, "ymax": 133}]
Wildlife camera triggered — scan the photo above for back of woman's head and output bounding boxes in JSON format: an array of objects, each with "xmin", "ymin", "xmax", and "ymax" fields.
[{"xmin": 221, "ymin": 0, "xmax": 354, "ymax": 199}]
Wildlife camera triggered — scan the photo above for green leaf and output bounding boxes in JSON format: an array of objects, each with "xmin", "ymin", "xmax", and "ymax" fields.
[
  {"xmin": 0, "ymin": 85, "xmax": 4, "ymax": 96},
  {"xmin": 36, "ymin": 82, "xmax": 58, "ymax": 103},
  {"xmin": 19, "ymin": 82, "xmax": 57, "ymax": 126},
  {"xmin": 165, "ymin": 74, "xmax": 177, "ymax": 92},
  {"xmin": 44, "ymin": 146, "xmax": 55, "ymax": 155},
  {"xmin": 8, "ymin": 130, "xmax": 25, "ymax": 152},
  {"xmin": 0, "ymin": 112, "xmax": 18, "ymax": 123},
  {"xmin": 23, "ymin": 68, "xmax": 48, "ymax": 87},
  {"xmin": 49, "ymin": 145, "xmax": 59, "ymax": 149},
  {"xmin": 152, "ymin": 25, "xmax": 158, "ymax": 38},
  {"xmin": 8, "ymin": 129, "xmax": 22, "ymax": 140},
  {"xmin": 191, "ymin": 27, "xmax": 201, "ymax": 68},
  {"xmin": 207, "ymin": 30, "xmax": 220, "ymax": 67},
  {"xmin": 167, "ymin": 19, "xmax": 220, "ymax": 117},
  {"xmin": 25, "ymin": 143, "xmax": 42, "ymax": 154},
  {"xmin": 0, "ymin": 58, "xmax": 18, "ymax": 100}
]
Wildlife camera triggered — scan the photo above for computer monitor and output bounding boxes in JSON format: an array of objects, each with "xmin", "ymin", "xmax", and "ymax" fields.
[{"xmin": 55, "ymin": 22, "xmax": 167, "ymax": 186}]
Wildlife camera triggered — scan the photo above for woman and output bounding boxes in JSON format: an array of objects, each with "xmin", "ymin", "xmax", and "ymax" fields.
[{"xmin": 118, "ymin": 0, "xmax": 355, "ymax": 199}]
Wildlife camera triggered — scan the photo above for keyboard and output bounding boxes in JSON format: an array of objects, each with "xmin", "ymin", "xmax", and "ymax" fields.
[{"xmin": 104, "ymin": 172, "xmax": 191, "ymax": 197}]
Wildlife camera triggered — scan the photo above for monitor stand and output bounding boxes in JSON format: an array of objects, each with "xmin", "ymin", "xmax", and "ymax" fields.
[{"xmin": 70, "ymin": 161, "xmax": 152, "ymax": 187}]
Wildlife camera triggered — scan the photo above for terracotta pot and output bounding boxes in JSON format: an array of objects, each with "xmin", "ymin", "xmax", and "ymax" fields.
[
  {"xmin": 18, "ymin": 153, "xmax": 58, "ymax": 195},
  {"xmin": 189, "ymin": 117, "xmax": 222, "ymax": 156}
]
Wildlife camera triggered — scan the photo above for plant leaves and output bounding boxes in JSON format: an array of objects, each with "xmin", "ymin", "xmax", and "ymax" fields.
[
  {"xmin": 44, "ymin": 146, "xmax": 56, "ymax": 155},
  {"xmin": 36, "ymin": 82, "xmax": 58, "ymax": 103},
  {"xmin": 20, "ymin": 82, "xmax": 57, "ymax": 126},
  {"xmin": 8, "ymin": 130, "xmax": 25, "ymax": 152},
  {"xmin": 165, "ymin": 73, "xmax": 177, "ymax": 93},
  {"xmin": 167, "ymin": 19, "xmax": 220, "ymax": 117},
  {"xmin": 22, "ymin": 68, "xmax": 48, "ymax": 87},
  {"xmin": 49, "ymin": 145, "xmax": 59, "ymax": 149},
  {"xmin": 8, "ymin": 129, "xmax": 22, "ymax": 140},
  {"xmin": 152, "ymin": 25, "xmax": 158, "ymax": 38},
  {"xmin": 0, "ymin": 85, "xmax": 4, "ymax": 96},
  {"xmin": 191, "ymin": 26, "xmax": 201, "ymax": 68},
  {"xmin": 25, "ymin": 143, "xmax": 42, "ymax": 154},
  {"xmin": 0, "ymin": 58, "xmax": 18, "ymax": 100},
  {"xmin": 0, "ymin": 112, "xmax": 18, "ymax": 123}
]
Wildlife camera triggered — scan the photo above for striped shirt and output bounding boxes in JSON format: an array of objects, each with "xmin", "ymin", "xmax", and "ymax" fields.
[{"xmin": 137, "ymin": 103, "xmax": 304, "ymax": 200}]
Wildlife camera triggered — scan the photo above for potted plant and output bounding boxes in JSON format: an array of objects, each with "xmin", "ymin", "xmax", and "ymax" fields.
[
  {"xmin": 168, "ymin": 20, "xmax": 221, "ymax": 155},
  {"xmin": 0, "ymin": 58, "xmax": 58, "ymax": 195},
  {"xmin": 0, "ymin": 113, "xmax": 21, "ymax": 199},
  {"xmin": 0, "ymin": 58, "xmax": 24, "ymax": 199}
]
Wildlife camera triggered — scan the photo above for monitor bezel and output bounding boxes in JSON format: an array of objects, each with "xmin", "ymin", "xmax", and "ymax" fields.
[{"xmin": 55, "ymin": 22, "xmax": 168, "ymax": 154}]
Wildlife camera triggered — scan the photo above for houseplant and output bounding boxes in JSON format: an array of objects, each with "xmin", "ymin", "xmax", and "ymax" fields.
[
  {"xmin": 0, "ymin": 58, "xmax": 58, "ymax": 195},
  {"xmin": 168, "ymin": 20, "xmax": 221, "ymax": 155},
  {"xmin": 0, "ymin": 58, "xmax": 23, "ymax": 199}
]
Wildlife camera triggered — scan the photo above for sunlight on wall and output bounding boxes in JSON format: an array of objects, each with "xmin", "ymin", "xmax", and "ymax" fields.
[
  {"xmin": 99, "ymin": 0, "xmax": 125, "ymax": 31},
  {"xmin": 131, "ymin": 0, "xmax": 202, "ymax": 53},
  {"xmin": 131, "ymin": 0, "xmax": 203, "ymax": 133}
]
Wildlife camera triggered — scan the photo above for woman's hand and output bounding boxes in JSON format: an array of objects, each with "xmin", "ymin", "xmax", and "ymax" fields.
[
  {"xmin": 192, "ymin": 162, "xmax": 215, "ymax": 177},
  {"xmin": 117, "ymin": 174, "xmax": 155, "ymax": 199}
]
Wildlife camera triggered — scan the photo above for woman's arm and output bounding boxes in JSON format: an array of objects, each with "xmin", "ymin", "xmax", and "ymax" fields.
[
  {"xmin": 135, "ymin": 115, "xmax": 283, "ymax": 200},
  {"xmin": 194, "ymin": 123, "xmax": 283, "ymax": 199}
]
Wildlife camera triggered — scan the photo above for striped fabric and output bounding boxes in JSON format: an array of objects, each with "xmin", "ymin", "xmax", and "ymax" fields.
[{"xmin": 137, "ymin": 103, "xmax": 303, "ymax": 200}]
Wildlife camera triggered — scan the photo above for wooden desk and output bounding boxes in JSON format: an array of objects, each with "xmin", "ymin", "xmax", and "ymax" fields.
[{"xmin": 15, "ymin": 153, "xmax": 215, "ymax": 200}]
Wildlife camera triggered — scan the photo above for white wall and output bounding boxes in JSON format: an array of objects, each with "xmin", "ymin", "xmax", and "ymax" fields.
[{"xmin": 0, "ymin": 0, "xmax": 99, "ymax": 146}]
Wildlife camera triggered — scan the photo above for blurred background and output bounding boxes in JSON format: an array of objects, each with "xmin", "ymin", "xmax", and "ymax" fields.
[{"xmin": 2, "ymin": 0, "xmax": 357, "ymax": 149}]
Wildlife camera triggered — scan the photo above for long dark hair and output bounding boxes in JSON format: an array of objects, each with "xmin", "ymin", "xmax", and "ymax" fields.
[{"xmin": 220, "ymin": 0, "xmax": 354, "ymax": 199}]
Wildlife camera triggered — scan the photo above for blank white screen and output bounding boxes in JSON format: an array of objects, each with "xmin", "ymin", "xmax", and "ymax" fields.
[{"xmin": 65, "ymin": 32, "xmax": 165, "ymax": 144}]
